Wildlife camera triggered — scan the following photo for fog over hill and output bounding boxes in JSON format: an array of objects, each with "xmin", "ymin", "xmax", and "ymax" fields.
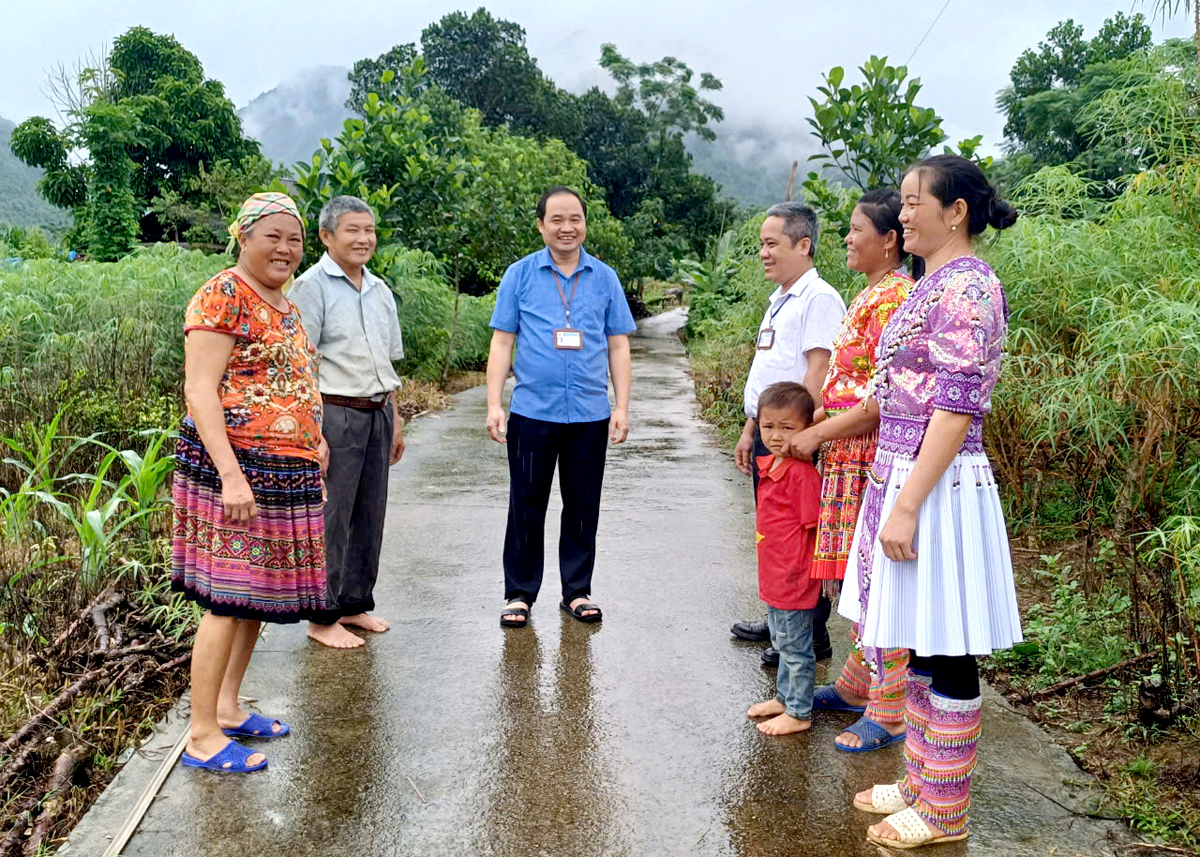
[
  {"xmin": 238, "ymin": 67, "xmax": 816, "ymax": 208},
  {"xmin": 0, "ymin": 116, "xmax": 73, "ymax": 230},
  {"xmin": 240, "ymin": 66, "xmax": 353, "ymax": 170}
]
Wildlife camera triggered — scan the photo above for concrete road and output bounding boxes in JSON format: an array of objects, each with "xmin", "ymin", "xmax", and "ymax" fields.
[{"xmin": 63, "ymin": 309, "xmax": 1118, "ymax": 857}]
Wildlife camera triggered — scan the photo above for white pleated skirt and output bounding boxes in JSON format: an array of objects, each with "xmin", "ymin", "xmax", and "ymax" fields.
[{"xmin": 837, "ymin": 451, "xmax": 1023, "ymax": 657}]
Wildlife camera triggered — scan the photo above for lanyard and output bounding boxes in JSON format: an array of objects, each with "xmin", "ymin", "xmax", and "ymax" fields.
[
  {"xmin": 552, "ymin": 270, "xmax": 582, "ymax": 328},
  {"xmin": 768, "ymin": 292, "xmax": 794, "ymax": 324}
]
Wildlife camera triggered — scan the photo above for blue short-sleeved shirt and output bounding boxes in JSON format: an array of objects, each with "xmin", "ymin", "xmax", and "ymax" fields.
[{"xmin": 490, "ymin": 246, "xmax": 637, "ymax": 424}]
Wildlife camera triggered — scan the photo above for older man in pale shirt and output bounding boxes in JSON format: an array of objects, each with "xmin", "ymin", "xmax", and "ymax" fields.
[
  {"xmin": 290, "ymin": 196, "xmax": 405, "ymax": 649},
  {"xmin": 730, "ymin": 201, "xmax": 847, "ymax": 666}
]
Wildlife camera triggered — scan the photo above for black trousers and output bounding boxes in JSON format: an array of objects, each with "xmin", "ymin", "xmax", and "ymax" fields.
[
  {"xmin": 752, "ymin": 428, "xmax": 832, "ymax": 653},
  {"xmin": 311, "ymin": 403, "xmax": 392, "ymax": 625},
  {"xmin": 504, "ymin": 412, "xmax": 609, "ymax": 606},
  {"xmin": 909, "ymin": 653, "xmax": 980, "ymax": 700}
]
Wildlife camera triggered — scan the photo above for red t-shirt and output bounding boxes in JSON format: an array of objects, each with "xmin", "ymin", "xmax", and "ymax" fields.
[{"xmin": 755, "ymin": 455, "xmax": 822, "ymax": 610}]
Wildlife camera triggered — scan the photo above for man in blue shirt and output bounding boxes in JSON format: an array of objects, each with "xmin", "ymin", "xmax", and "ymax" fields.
[{"xmin": 486, "ymin": 186, "xmax": 636, "ymax": 629}]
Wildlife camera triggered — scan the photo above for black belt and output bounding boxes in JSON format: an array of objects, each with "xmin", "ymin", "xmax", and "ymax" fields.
[{"xmin": 322, "ymin": 393, "xmax": 389, "ymax": 410}]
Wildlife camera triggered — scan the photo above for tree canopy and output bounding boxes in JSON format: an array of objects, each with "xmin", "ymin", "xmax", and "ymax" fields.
[{"xmin": 9, "ymin": 26, "xmax": 268, "ymax": 256}]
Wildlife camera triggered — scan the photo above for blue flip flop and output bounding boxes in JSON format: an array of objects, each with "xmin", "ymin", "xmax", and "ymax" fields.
[
  {"xmin": 835, "ymin": 717, "xmax": 906, "ymax": 753},
  {"xmin": 812, "ymin": 685, "xmax": 867, "ymax": 713},
  {"xmin": 181, "ymin": 739, "xmax": 268, "ymax": 773},
  {"xmin": 222, "ymin": 713, "xmax": 290, "ymax": 739}
]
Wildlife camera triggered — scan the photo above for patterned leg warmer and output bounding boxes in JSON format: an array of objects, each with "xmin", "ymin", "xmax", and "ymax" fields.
[
  {"xmin": 835, "ymin": 624, "xmax": 871, "ymax": 700},
  {"xmin": 915, "ymin": 691, "xmax": 982, "ymax": 837},
  {"xmin": 898, "ymin": 670, "xmax": 932, "ymax": 804},
  {"xmin": 865, "ymin": 647, "xmax": 909, "ymax": 724}
]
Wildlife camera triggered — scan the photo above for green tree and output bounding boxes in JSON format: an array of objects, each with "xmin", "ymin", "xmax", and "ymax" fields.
[
  {"xmin": 420, "ymin": 8, "xmax": 552, "ymax": 135},
  {"xmin": 9, "ymin": 26, "xmax": 263, "ymax": 250},
  {"xmin": 599, "ymin": 43, "xmax": 724, "ymax": 155},
  {"xmin": 801, "ymin": 55, "xmax": 987, "ymax": 236},
  {"xmin": 998, "ymin": 14, "xmax": 1152, "ymax": 171},
  {"xmin": 78, "ymin": 102, "xmax": 139, "ymax": 261},
  {"xmin": 805, "ymin": 55, "xmax": 971, "ymax": 191},
  {"xmin": 345, "ymin": 43, "xmax": 419, "ymax": 114},
  {"xmin": 290, "ymin": 59, "xmax": 628, "ymax": 293}
]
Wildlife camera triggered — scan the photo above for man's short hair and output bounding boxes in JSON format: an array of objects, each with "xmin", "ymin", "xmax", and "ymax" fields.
[
  {"xmin": 765, "ymin": 201, "xmax": 819, "ymax": 257},
  {"xmin": 537, "ymin": 186, "xmax": 585, "ymax": 220},
  {"xmin": 757, "ymin": 382, "xmax": 815, "ymax": 424},
  {"xmin": 318, "ymin": 195, "xmax": 374, "ymax": 233}
]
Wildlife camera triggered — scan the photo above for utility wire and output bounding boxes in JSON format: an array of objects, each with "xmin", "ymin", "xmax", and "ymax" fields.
[{"xmin": 905, "ymin": 0, "xmax": 953, "ymax": 66}]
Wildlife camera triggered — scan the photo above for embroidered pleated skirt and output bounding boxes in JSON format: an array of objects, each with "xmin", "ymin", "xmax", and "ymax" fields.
[
  {"xmin": 838, "ymin": 446, "xmax": 1023, "ymax": 656},
  {"xmin": 171, "ymin": 422, "xmax": 329, "ymax": 623}
]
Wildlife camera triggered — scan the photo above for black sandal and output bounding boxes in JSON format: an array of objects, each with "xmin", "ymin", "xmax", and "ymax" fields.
[
  {"xmin": 500, "ymin": 603, "xmax": 530, "ymax": 629},
  {"xmin": 560, "ymin": 599, "xmax": 602, "ymax": 624}
]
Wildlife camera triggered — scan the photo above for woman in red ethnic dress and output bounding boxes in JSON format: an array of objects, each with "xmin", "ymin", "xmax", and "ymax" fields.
[
  {"xmin": 785, "ymin": 189, "xmax": 916, "ymax": 752},
  {"xmin": 172, "ymin": 193, "xmax": 328, "ymax": 773}
]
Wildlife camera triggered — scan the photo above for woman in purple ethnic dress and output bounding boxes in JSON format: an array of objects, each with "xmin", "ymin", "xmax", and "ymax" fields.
[{"xmin": 839, "ymin": 156, "xmax": 1023, "ymax": 849}]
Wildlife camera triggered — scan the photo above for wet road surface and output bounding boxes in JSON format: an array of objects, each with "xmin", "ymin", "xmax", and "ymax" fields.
[{"xmin": 92, "ymin": 310, "xmax": 1116, "ymax": 856}]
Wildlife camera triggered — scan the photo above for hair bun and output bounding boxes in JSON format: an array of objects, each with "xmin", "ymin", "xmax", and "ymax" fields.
[{"xmin": 987, "ymin": 196, "xmax": 1018, "ymax": 231}]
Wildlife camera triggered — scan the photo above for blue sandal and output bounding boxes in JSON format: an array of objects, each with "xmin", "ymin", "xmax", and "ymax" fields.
[
  {"xmin": 812, "ymin": 685, "xmax": 867, "ymax": 713},
  {"xmin": 222, "ymin": 713, "xmax": 290, "ymax": 739},
  {"xmin": 181, "ymin": 739, "xmax": 268, "ymax": 773},
  {"xmin": 835, "ymin": 717, "xmax": 905, "ymax": 753}
]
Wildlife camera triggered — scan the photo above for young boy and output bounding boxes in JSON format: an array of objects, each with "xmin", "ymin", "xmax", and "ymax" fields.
[{"xmin": 746, "ymin": 381, "xmax": 822, "ymax": 736}]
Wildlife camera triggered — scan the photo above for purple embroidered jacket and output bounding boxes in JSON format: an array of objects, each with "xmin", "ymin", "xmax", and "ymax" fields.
[{"xmin": 874, "ymin": 257, "xmax": 1009, "ymax": 458}]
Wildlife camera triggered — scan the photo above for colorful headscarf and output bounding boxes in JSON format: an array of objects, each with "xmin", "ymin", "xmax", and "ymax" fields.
[{"xmin": 227, "ymin": 192, "xmax": 305, "ymax": 251}]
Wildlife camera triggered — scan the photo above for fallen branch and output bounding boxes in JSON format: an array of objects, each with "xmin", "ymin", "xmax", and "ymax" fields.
[
  {"xmin": 25, "ymin": 747, "xmax": 80, "ymax": 855},
  {"xmin": 0, "ymin": 741, "xmax": 40, "ymax": 794},
  {"xmin": 91, "ymin": 597, "xmax": 115, "ymax": 653},
  {"xmin": 1028, "ymin": 652, "xmax": 1156, "ymax": 700},
  {"xmin": 47, "ymin": 588, "xmax": 121, "ymax": 654},
  {"xmin": 1, "ymin": 811, "xmax": 31, "ymax": 857},
  {"xmin": 1, "ymin": 668, "xmax": 106, "ymax": 757}
]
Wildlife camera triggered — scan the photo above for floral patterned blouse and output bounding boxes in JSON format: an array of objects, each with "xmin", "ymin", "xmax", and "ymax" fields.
[
  {"xmin": 820, "ymin": 270, "xmax": 912, "ymax": 412},
  {"xmin": 874, "ymin": 257, "xmax": 1009, "ymax": 458},
  {"xmin": 183, "ymin": 270, "xmax": 323, "ymax": 462}
]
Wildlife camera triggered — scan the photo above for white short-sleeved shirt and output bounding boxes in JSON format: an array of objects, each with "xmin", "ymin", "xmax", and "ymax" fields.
[{"xmin": 743, "ymin": 267, "xmax": 847, "ymax": 418}]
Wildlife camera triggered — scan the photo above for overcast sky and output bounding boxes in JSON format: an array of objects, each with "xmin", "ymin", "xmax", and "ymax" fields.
[{"xmin": 4, "ymin": 1, "xmax": 1192, "ymax": 154}]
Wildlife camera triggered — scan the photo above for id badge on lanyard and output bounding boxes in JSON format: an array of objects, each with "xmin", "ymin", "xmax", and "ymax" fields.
[
  {"xmin": 552, "ymin": 270, "xmax": 584, "ymax": 350},
  {"xmin": 756, "ymin": 293, "xmax": 793, "ymax": 351}
]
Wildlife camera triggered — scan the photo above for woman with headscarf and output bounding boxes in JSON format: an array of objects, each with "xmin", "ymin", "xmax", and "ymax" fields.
[{"xmin": 172, "ymin": 193, "xmax": 327, "ymax": 773}]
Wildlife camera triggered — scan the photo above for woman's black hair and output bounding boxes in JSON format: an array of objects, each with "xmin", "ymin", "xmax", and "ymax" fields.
[
  {"xmin": 908, "ymin": 155, "xmax": 1018, "ymax": 237},
  {"xmin": 855, "ymin": 188, "xmax": 924, "ymax": 280}
]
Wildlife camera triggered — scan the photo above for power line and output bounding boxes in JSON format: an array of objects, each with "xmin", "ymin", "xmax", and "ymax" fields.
[{"xmin": 905, "ymin": 0, "xmax": 953, "ymax": 66}]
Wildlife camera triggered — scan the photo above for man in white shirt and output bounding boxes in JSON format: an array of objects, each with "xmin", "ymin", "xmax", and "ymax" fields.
[
  {"xmin": 290, "ymin": 196, "xmax": 406, "ymax": 649},
  {"xmin": 730, "ymin": 201, "xmax": 847, "ymax": 664}
]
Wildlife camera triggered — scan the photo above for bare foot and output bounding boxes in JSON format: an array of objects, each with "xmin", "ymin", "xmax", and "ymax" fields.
[
  {"xmin": 868, "ymin": 816, "xmax": 944, "ymax": 844},
  {"xmin": 307, "ymin": 622, "xmax": 365, "ymax": 648},
  {"xmin": 757, "ymin": 713, "xmax": 812, "ymax": 735},
  {"xmin": 340, "ymin": 613, "xmax": 390, "ymax": 633},
  {"xmin": 502, "ymin": 601, "xmax": 529, "ymax": 625},
  {"xmin": 186, "ymin": 732, "xmax": 266, "ymax": 769},
  {"xmin": 836, "ymin": 718, "xmax": 905, "ymax": 749},
  {"xmin": 568, "ymin": 596, "xmax": 599, "ymax": 619},
  {"xmin": 747, "ymin": 699, "xmax": 785, "ymax": 719}
]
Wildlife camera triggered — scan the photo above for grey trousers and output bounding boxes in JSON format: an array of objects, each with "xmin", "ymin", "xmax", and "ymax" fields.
[{"xmin": 312, "ymin": 402, "xmax": 393, "ymax": 625}]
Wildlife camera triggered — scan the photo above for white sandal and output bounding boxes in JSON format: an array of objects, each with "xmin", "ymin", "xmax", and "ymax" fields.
[
  {"xmin": 852, "ymin": 782, "xmax": 909, "ymax": 815},
  {"xmin": 866, "ymin": 807, "xmax": 969, "ymax": 849}
]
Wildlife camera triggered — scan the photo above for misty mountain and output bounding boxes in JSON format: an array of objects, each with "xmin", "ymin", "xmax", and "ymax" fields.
[
  {"xmin": 240, "ymin": 66, "xmax": 353, "ymax": 169},
  {"xmin": 0, "ymin": 116, "xmax": 73, "ymax": 230},
  {"xmin": 240, "ymin": 67, "xmax": 816, "ymax": 208}
]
